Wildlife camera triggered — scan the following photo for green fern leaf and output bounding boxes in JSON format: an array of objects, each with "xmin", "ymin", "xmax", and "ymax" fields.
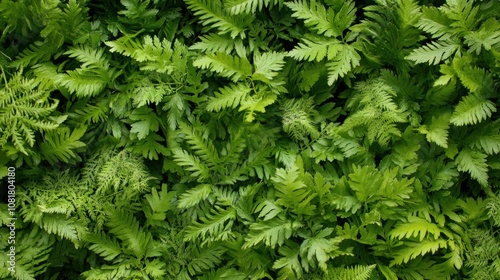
[
  {"xmin": 450, "ymin": 94, "xmax": 497, "ymax": 126},
  {"xmin": 417, "ymin": 113, "xmax": 451, "ymax": 148},
  {"xmin": 243, "ymin": 218, "xmax": 303, "ymax": 249},
  {"xmin": 106, "ymin": 208, "xmax": 155, "ymax": 259},
  {"xmin": 40, "ymin": 214, "xmax": 80, "ymax": 242},
  {"xmin": 172, "ymin": 148, "xmax": 211, "ymax": 181},
  {"xmin": 406, "ymin": 41, "xmax": 459, "ymax": 65},
  {"xmin": 206, "ymin": 83, "xmax": 251, "ymax": 112},
  {"xmin": 252, "ymin": 51, "xmax": 286, "ymax": 81},
  {"xmin": 389, "ymin": 216, "xmax": 442, "ymax": 241},
  {"xmin": 273, "ymin": 242, "xmax": 303, "ymax": 279},
  {"xmin": 455, "ymin": 148, "xmax": 488, "ymax": 186},
  {"xmin": 326, "ymin": 43, "xmax": 360, "ymax": 85},
  {"xmin": 40, "ymin": 126, "xmax": 86, "ymax": 164},
  {"xmin": 288, "ymin": 37, "xmax": 342, "ymax": 62},
  {"xmin": 315, "ymin": 264, "xmax": 376, "ymax": 280},
  {"xmin": 190, "ymin": 33, "xmax": 245, "ymax": 55},
  {"xmin": 178, "ymin": 184, "xmax": 213, "ymax": 209},
  {"xmin": 193, "ymin": 52, "xmax": 253, "ymax": 82},
  {"xmin": 187, "ymin": 244, "xmax": 226, "ymax": 276},
  {"xmin": 285, "ymin": 0, "xmax": 338, "ymax": 37},
  {"xmin": 391, "ymin": 239, "xmax": 448, "ymax": 265},
  {"xmin": 226, "ymin": 0, "xmax": 282, "ymax": 14},
  {"xmin": 184, "ymin": 205, "xmax": 236, "ymax": 242},
  {"xmin": 86, "ymin": 231, "xmax": 122, "ymax": 261},
  {"xmin": 185, "ymin": 0, "xmax": 251, "ymax": 38}
]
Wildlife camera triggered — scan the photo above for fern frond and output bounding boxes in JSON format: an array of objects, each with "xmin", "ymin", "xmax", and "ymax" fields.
[
  {"xmin": 326, "ymin": 43, "xmax": 360, "ymax": 85},
  {"xmin": 314, "ymin": 264, "xmax": 376, "ymax": 280},
  {"xmin": 406, "ymin": 41, "xmax": 459, "ymax": 65},
  {"xmin": 417, "ymin": 113, "xmax": 451, "ymax": 148},
  {"xmin": 391, "ymin": 239, "xmax": 448, "ymax": 265},
  {"xmin": 288, "ymin": 37, "xmax": 341, "ymax": 62},
  {"xmin": 187, "ymin": 244, "xmax": 226, "ymax": 276},
  {"xmin": 252, "ymin": 51, "xmax": 286, "ymax": 81},
  {"xmin": 416, "ymin": 6, "xmax": 453, "ymax": 39},
  {"xmin": 450, "ymin": 94, "xmax": 497, "ymax": 126},
  {"xmin": 64, "ymin": 45, "xmax": 109, "ymax": 69},
  {"xmin": 285, "ymin": 0, "xmax": 350, "ymax": 37},
  {"xmin": 86, "ymin": 231, "xmax": 122, "ymax": 261},
  {"xmin": 184, "ymin": 205, "xmax": 236, "ymax": 243},
  {"xmin": 452, "ymin": 57, "xmax": 494, "ymax": 95},
  {"xmin": 455, "ymin": 148, "xmax": 488, "ymax": 186},
  {"xmin": 172, "ymin": 148, "xmax": 211, "ymax": 181},
  {"xmin": 389, "ymin": 216, "xmax": 442, "ymax": 241},
  {"xmin": 40, "ymin": 214, "xmax": 80, "ymax": 242},
  {"xmin": 190, "ymin": 33, "xmax": 242, "ymax": 55},
  {"xmin": 206, "ymin": 83, "xmax": 251, "ymax": 112},
  {"xmin": 273, "ymin": 242, "xmax": 303, "ymax": 279},
  {"xmin": 185, "ymin": 0, "xmax": 251, "ymax": 38},
  {"xmin": 106, "ymin": 208, "xmax": 154, "ymax": 259},
  {"xmin": 40, "ymin": 126, "xmax": 87, "ymax": 164},
  {"xmin": 179, "ymin": 122, "xmax": 220, "ymax": 166},
  {"xmin": 193, "ymin": 52, "xmax": 252, "ymax": 82},
  {"xmin": 243, "ymin": 218, "xmax": 303, "ymax": 249},
  {"xmin": 226, "ymin": 0, "xmax": 282, "ymax": 14},
  {"xmin": 178, "ymin": 184, "xmax": 213, "ymax": 209}
]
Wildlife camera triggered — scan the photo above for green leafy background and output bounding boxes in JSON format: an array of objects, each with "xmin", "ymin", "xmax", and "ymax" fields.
[{"xmin": 0, "ymin": 0, "xmax": 499, "ymax": 279}]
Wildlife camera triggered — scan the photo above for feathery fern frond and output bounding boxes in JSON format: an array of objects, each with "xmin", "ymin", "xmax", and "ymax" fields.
[
  {"xmin": 288, "ymin": 37, "xmax": 341, "ymax": 62},
  {"xmin": 184, "ymin": 205, "xmax": 236, "ymax": 243},
  {"xmin": 40, "ymin": 126, "xmax": 87, "ymax": 164},
  {"xmin": 455, "ymin": 148, "xmax": 488, "ymax": 186},
  {"xmin": 184, "ymin": 0, "xmax": 251, "ymax": 38},
  {"xmin": 450, "ymin": 94, "xmax": 497, "ymax": 126},
  {"xmin": 106, "ymin": 208, "xmax": 154, "ymax": 259},
  {"xmin": 193, "ymin": 52, "xmax": 252, "ymax": 82},
  {"xmin": 389, "ymin": 216, "xmax": 442, "ymax": 241},
  {"xmin": 243, "ymin": 218, "xmax": 303, "ymax": 249},
  {"xmin": 312, "ymin": 264, "xmax": 376, "ymax": 280},
  {"xmin": 86, "ymin": 231, "xmax": 122, "ymax": 261},
  {"xmin": 172, "ymin": 148, "xmax": 211, "ymax": 181},
  {"xmin": 0, "ymin": 71, "xmax": 59, "ymax": 155},
  {"xmin": 285, "ymin": 0, "xmax": 355, "ymax": 37},
  {"xmin": 206, "ymin": 83, "xmax": 251, "ymax": 112},
  {"xmin": 226, "ymin": 0, "xmax": 282, "ymax": 14},
  {"xmin": 178, "ymin": 122, "xmax": 220, "ymax": 167},
  {"xmin": 406, "ymin": 41, "xmax": 460, "ymax": 65},
  {"xmin": 252, "ymin": 51, "xmax": 286, "ymax": 81},
  {"xmin": 326, "ymin": 43, "xmax": 360, "ymax": 85},
  {"xmin": 178, "ymin": 184, "xmax": 213, "ymax": 209}
]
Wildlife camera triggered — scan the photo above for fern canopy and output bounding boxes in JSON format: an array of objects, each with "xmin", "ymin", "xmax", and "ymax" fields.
[{"xmin": 2, "ymin": 0, "xmax": 500, "ymax": 279}]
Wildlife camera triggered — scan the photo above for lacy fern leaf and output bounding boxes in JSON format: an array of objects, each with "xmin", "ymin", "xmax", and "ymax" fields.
[
  {"xmin": 406, "ymin": 41, "xmax": 459, "ymax": 65},
  {"xmin": 450, "ymin": 94, "xmax": 497, "ymax": 126}
]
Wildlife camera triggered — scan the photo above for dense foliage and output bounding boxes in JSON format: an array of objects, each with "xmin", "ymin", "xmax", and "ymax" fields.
[{"xmin": 0, "ymin": 0, "xmax": 499, "ymax": 279}]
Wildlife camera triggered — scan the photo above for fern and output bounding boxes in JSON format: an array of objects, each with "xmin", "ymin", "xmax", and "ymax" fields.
[
  {"xmin": 184, "ymin": 205, "xmax": 236, "ymax": 243},
  {"xmin": 326, "ymin": 43, "xmax": 360, "ymax": 85},
  {"xmin": 193, "ymin": 52, "xmax": 253, "ymax": 82},
  {"xmin": 288, "ymin": 37, "xmax": 342, "ymax": 62},
  {"xmin": 243, "ymin": 217, "xmax": 303, "ymax": 249},
  {"xmin": 178, "ymin": 184, "xmax": 213, "ymax": 209},
  {"xmin": 206, "ymin": 83, "xmax": 251, "ymax": 112},
  {"xmin": 312, "ymin": 264, "xmax": 376, "ymax": 280},
  {"xmin": 0, "ymin": 71, "xmax": 59, "ymax": 155},
  {"xmin": 39, "ymin": 126, "xmax": 86, "ymax": 164},
  {"xmin": 406, "ymin": 41, "xmax": 460, "ymax": 65},
  {"xmin": 455, "ymin": 148, "xmax": 489, "ymax": 186},
  {"xmin": 226, "ymin": 0, "xmax": 282, "ymax": 14},
  {"xmin": 285, "ymin": 0, "xmax": 355, "ymax": 37},
  {"xmin": 450, "ymin": 94, "xmax": 497, "ymax": 126},
  {"xmin": 389, "ymin": 216, "xmax": 442, "ymax": 241},
  {"xmin": 184, "ymin": 0, "xmax": 251, "ymax": 38}
]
